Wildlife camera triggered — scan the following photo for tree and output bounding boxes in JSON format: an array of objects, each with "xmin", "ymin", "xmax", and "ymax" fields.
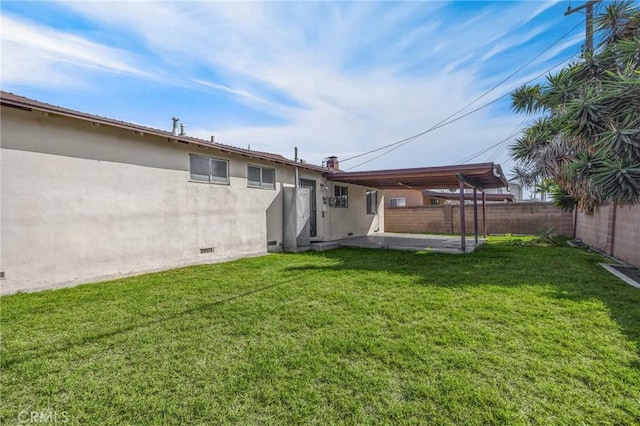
[
  {"xmin": 533, "ymin": 179, "xmax": 554, "ymax": 202},
  {"xmin": 509, "ymin": 0, "xmax": 640, "ymax": 213}
]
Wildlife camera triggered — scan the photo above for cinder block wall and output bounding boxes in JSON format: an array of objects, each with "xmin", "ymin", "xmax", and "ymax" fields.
[
  {"xmin": 385, "ymin": 206, "xmax": 448, "ymax": 233},
  {"xmin": 613, "ymin": 205, "xmax": 640, "ymax": 267},
  {"xmin": 575, "ymin": 205, "xmax": 613, "ymax": 253},
  {"xmin": 576, "ymin": 204, "xmax": 640, "ymax": 267},
  {"xmin": 386, "ymin": 202, "xmax": 574, "ymax": 236}
]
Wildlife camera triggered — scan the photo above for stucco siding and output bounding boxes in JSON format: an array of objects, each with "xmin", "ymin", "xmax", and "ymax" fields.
[
  {"xmin": 327, "ymin": 184, "xmax": 381, "ymax": 238},
  {"xmin": 0, "ymin": 108, "xmax": 286, "ymax": 293},
  {"xmin": 0, "ymin": 105, "xmax": 383, "ymax": 293},
  {"xmin": 1, "ymin": 148, "xmax": 281, "ymax": 293}
]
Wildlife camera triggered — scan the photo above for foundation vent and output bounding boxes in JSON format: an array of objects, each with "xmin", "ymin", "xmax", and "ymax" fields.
[
  {"xmin": 200, "ymin": 247, "xmax": 214, "ymax": 254},
  {"xmin": 0, "ymin": 271, "xmax": 5, "ymax": 279},
  {"xmin": 267, "ymin": 240, "xmax": 278, "ymax": 246}
]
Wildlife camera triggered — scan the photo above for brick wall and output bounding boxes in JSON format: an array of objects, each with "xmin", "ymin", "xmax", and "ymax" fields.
[
  {"xmin": 385, "ymin": 201, "xmax": 639, "ymax": 268},
  {"xmin": 576, "ymin": 204, "xmax": 640, "ymax": 267},
  {"xmin": 385, "ymin": 206, "xmax": 449, "ymax": 233},
  {"xmin": 575, "ymin": 205, "xmax": 613, "ymax": 253},
  {"xmin": 613, "ymin": 205, "xmax": 640, "ymax": 268},
  {"xmin": 386, "ymin": 202, "xmax": 574, "ymax": 236}
]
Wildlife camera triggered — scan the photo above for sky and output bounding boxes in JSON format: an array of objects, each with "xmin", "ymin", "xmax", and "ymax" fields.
[{"xmin": 1, "ymin": 0, "xmax": 603, "ymax": 176}]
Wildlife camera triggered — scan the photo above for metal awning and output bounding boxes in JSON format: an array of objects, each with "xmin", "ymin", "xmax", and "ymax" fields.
[
  {"xmin": 423, "ymin": 190, "xmax": 514, "ymax": 202},
  {"xmin": 325, "ymin": 162, "xmax": 508, "ymax": 190},
  {"xmin": 326, "ymin": 162, "xmax": 509, "ymax": 253}
]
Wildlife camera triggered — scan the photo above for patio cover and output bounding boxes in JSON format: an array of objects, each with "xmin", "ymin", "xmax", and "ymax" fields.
[
  {"xmin": 423, "ymin": 190, "xmax": 514, "ymax": 202},
  {"xmin": 325, "ymin": 162, "xmax": 508, "ymax": 190},
  {"xmin": 326, "ymin": 162, "xmax": 509, "ymax": 252}
]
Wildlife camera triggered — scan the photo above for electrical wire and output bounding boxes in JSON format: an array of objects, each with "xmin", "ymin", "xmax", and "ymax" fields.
[
  {"xmin": 344, "ymin": 48, "xmax": 582, "ymax": 171},
  {"xmin": 457, "ymin": 117, "xmax": 530, "ymax": 164},
  {"xmin": 340, "ymin": 18, "xmax": 585, "ymax": 169}
]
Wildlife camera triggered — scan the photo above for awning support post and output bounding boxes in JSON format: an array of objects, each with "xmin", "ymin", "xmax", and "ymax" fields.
[
  {"xmin": 482, "ymin": 191, "xmax": 487, "ymax": 238},
  {"xmin": 459, "ymin": 178, "xmax": 466, "ymax": 252},
  {"xmin": 473, "ymin": 188, "xmax": 479, "ymax": 245}
]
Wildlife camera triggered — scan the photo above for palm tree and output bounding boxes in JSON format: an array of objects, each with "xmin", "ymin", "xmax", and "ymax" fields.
[
  {"xmin": 533, "ymin": 179, "xmax": 554, "ymax": 202},
  {"xmin": 510, "ymin": 0, "xmax": 640, "ymax": 213}
]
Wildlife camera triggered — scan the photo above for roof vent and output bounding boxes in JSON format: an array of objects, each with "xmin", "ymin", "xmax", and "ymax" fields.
[
  {"xmin": 172, "ymin": 117, "xmax": 180, "ymax": 136},
  {"xmin": 180, "ymin": 123, "xmax": 186, "ymax": 136}
]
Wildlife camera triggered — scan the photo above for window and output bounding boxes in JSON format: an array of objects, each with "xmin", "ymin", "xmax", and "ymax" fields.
[
  {"xmin": 248, "ymin": 165, "xmax": 276, "ymax": 189},
  {"xmin": 334, "ymin": 185, "xmax": 348, "ymax": 208},
  {"xmin": 190, "ymin": 154, "xmax": 228, "ymax": 184},
  {"xmin": 366, "ymin": 190, "xmax": 377, "ymax": 215},
  {"xmin": 389, "ymin": 197, "xmax": 406, "ymax": 207}
]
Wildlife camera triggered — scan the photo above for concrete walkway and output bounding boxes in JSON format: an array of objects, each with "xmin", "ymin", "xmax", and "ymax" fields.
[{"xmin": 311, "ymin": 233, "xmax": 485, "ymax": 254}]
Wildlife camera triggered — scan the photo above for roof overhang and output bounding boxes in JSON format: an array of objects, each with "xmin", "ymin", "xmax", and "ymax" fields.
[
  {"xmin": 326, "ymin": 162, "xmax": 508, "ymax": 190},
  {"xmin": 0, "ymin": 91, "xmax": 327, "ymax": 174}
]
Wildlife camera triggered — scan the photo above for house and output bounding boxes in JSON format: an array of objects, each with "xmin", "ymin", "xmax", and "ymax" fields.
[
  {"xmin": 0, "ymin": 92, "xmax": 383, "ymax": 294},
  {"xmin": 506, "ymin": 178, "xmax": 523, "ymax": 201}
]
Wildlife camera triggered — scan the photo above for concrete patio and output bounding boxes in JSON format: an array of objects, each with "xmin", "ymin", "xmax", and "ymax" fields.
[{"xmin": 311, "ymin": 233, "xmax": 485, "ymax": 254}]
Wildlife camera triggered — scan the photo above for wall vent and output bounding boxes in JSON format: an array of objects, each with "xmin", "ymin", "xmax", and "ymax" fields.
[
  {"xmin": 200, "ymin": 247, "xmax": 214, "ymax": 254},
  {"xmin": 0, "ymin": 271, "xmax": 5, "ymax": 279},
  {"xmin": 267, "ymin": 240, "xmax": 278, "ymax": 246}
]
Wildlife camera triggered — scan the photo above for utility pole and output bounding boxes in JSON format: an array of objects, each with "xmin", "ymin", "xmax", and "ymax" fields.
[{"xmin": 565, "ymin": 0, "xmax": 602, "ymax": 56}]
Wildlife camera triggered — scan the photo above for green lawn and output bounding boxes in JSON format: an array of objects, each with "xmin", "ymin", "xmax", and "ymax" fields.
[{"xmin": 2, "ymin": 239, "xmax": 639, "ymax": 425}]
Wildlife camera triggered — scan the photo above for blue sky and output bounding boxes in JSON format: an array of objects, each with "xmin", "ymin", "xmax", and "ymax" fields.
[{"xmin": 1, "ymin": 1, "xmax": 603, "ymax": 174}]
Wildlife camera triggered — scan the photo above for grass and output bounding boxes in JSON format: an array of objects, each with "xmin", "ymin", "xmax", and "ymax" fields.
[{"xmin": 1, "ymin": 238, "xmax": 639, "ymax": 425}]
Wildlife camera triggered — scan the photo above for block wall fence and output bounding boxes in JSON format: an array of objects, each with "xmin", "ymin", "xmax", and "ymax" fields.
[
  {"xmin": 575, "ymin": 204, "xmax": 640, "ymax": 268},
  {"xmin": 385, "ymin": 202, "xmax": 639, "ymax": 267}
]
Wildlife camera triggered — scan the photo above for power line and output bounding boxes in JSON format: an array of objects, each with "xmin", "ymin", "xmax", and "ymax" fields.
[
  {"xmin": 457, "ymin": 117, "xmax": 530, "ymax": 164},
  {"xmin": 340, "ymin": 18, "xmax": 585, "ymax": 169},
  {"xmin": 344, "ymin": 49, "xmax": 579, "ymax": 170}
]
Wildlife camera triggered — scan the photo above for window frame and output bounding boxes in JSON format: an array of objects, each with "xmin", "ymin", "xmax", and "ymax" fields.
[
  {"xmin": 389, "ymin": 197, "xmax": 406, "ymax": 208},
  {"xmin": 247, "ymin": 164, "xmax": 276, "ymax": 190},
  {"xmin": 334, "ymin": 185, "xmax": 348, "ymax": 208},
  {"xmin": 189, "ymin": 154, "xmax": 229, "ymax": 184},
  {"xmin": 366, "ymin": 190, "xmax": 377, "ymax": 215}
]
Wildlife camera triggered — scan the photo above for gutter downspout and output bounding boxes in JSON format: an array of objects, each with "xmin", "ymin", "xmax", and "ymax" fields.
[{"xmin": 294, "ymin": 147, "xmax": 299, "ymax": 188}]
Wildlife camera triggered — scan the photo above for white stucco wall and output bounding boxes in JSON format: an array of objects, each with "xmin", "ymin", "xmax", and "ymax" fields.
[
  {"xmin": 324, "ymin": 184, "xmax": 383, "ymax": 239},
  {"xmin": 0, "ymin": 106, "xmax": 382, "ymax": 294}
]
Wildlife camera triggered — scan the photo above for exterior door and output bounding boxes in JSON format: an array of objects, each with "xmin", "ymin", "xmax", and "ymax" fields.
[{"xmin": 298, "ymin": 178, "xmax": 317, "ymax": 238}]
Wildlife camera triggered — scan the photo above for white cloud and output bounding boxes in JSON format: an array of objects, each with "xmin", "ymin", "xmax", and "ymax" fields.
[
  {"xmin": 3, "ymin": 1, "xmax": 584, "ymax": 175},
  {"xmin": 0, "ymin": 14, "xmax": 149, "ymax": 87}
]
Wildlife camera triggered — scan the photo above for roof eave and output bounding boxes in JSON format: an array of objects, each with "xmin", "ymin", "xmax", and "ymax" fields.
[{"xmin": 1, "ymin": 93, "xmax": 327, "ymax": 174}]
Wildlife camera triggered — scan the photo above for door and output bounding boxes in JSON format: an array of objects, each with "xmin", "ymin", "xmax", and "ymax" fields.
[{"xmin": 298, "ymin": 178, "xmax": 317, "ymax": 237}]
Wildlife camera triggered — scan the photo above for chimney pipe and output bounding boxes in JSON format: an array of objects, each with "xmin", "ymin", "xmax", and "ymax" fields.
[
  {"xmin": 172, "ymin": 117, "xmax": 180, "ymax": 136},
  {"xmin": 210, "ymin": 135, "xmax": 215, "ymax": 143},
  {"xmin": 180, "ymin": 123, "xmax": 186, "ymax": 136},
  {"xmin": 326, "ymin": 156, "xmax": 339, "ymax": 170}
]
